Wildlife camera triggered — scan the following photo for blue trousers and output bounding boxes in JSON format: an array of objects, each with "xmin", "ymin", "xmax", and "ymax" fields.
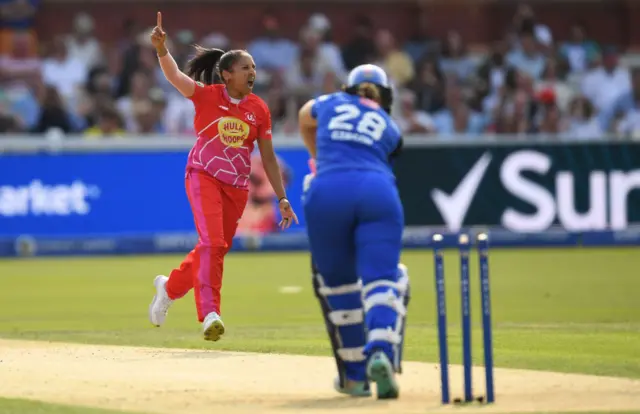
[{"xmin": 303, "ymin": 170, "xmax": 405, "ymax": 382}]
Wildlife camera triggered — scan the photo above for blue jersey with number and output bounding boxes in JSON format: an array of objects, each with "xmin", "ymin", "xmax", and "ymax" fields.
[{"xmin": 311, "ymin": 91, "xmax": 402, "ymax": 176}]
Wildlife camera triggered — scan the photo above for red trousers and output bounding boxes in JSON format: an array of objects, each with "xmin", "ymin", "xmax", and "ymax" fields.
[{"xmin": 165, "ymin": 170, "xmax": 248, "ymax": 322}]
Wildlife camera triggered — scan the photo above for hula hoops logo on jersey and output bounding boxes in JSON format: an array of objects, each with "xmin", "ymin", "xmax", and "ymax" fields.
[{"xmin": 218, "ymin": 117, "xmax": 249, "ymax": 147}]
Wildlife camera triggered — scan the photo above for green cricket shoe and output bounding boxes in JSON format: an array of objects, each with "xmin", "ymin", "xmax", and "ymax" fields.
[
  {"xmin": 333, "ymin": 377, "xmax": 372, "ymax": 397},
  {"xmin": 366, "ymin": 351, "xmax": 399, "ymax": 399}
]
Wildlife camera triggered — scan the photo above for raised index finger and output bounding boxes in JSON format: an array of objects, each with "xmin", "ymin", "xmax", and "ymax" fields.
[{"xmin": 156, "ymin": 11, "xmax": 162, "ymax": 29}]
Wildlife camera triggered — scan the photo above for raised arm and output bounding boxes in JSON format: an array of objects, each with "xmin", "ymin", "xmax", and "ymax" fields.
[{"xmin": 151, "ymin": 12, "xmax": 195, "ymax": 98}]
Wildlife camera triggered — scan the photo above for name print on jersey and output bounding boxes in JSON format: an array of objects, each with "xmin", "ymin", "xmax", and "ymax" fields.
[
  {"xmin": 218, "ymin": 117, "xmax": 250, "ymax": 148},
  {"xmin": 327, "ymin": 103, "xmax": 387, "ymax": 146}
]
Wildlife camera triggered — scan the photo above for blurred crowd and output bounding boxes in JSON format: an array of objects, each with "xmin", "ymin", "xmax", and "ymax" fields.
[{"xmin": 2, "ymin": 2, "xmax": 640, "ymax": 139}]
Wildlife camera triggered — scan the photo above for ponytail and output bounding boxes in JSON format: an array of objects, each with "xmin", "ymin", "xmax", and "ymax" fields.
[
  {"xmin": 343, "ymin": 82, "xmax": 393, "ymax": 114},
  {"xmin": 185, "ymin": 46, "xmax": 224, "ymax": 85},
  {"xmin": 355, "ymin": 82, "xmax": 381, "ymax": 103}
]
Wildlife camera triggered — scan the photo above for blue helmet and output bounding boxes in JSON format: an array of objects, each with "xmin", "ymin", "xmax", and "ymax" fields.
[
  {"xmin": 346, "ymin": 64, "xmax": 390, "ymax": 88},
  {"xmin": 344, "ymin": 64, "xmax": 393, "ymax": 114}
]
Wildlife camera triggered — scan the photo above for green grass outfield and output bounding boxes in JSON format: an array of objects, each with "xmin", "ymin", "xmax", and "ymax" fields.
[
  {"xmin": 1, "ymin": 247, "xmax": 639, "ymax": 380},
  {"xmin": 0, "ymin": 398, "xmax": 148, "ymax": 414},
  {"xmin": 1, "ymin": 398, "xmax": 637, "ymax": 414}
]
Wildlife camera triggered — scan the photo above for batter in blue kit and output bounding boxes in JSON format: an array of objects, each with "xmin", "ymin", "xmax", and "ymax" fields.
[{"xmin": 297, "ymin": 64, "xmax": 411, "ymax": 400}]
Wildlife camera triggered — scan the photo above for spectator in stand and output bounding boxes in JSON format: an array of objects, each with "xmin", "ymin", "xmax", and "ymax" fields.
[
  {"xmin": 559, "ymin": 23, "xmax": 600, "ymax": 76},
  {"xmin": 475, "ymin": 41, "xmax": 509, "ymax": 107},
  {"xmin": 282, "ymin": 26, "xmax": 342, "ymax": 135},
  {"xmin": 136, "ymin": 39, "xmax": 175, "ymax": 99},
  {"xmin": 64, "ymin": 13, "xmax": 103, "ymax": 71},
  {"xmin": 263, "ymin": 70, "xmax": 287, "ymax": 132},
  {"xmin": 581, "ymin": 48, "xmax": 633, "ymax": 129},
  {"xmin": 246, "ymin": 13, "xmax": 297, "ymax": 72},
  {"xmin": 84, "ymin": 105, "xmax": 125, "ymax": 138},
  {"xmin": 131, "ymin": 99, "xmax": 161, "ymax": 134},
  {"xmin": 285, "ymin": 48, "xmax": 324, "ymax": 108},
  {"xmin": 374, "ymin": 29, "xmax": 414, "ymax": 88},
  {"xmin": 5, "ymin": 7, "xmax": 637, "ymax": 141},
  {"xmin": 164, "ymin": 85, "xmax": 195, "ymax": 136},
  {"xmin": 32, "ymin": 85, "xmax": 72, "ymax": 134},
  {"xmin": 115, "ymin": 22, "xmax": 158, "ymax": 99},
  {"xmin": 0, "ymin": 111, "xmax": 21, "ymax": 132},
  {"xmin": 42, "ymin": 36, "xmax": 88, "ymax": 108},
  {"xmin": 606, "ymin": 68, "xmax": 640, "ymax": 137},
  {"xmin": 506, "ymin": 26, "xmax": 546, "ymax": 81},
  {"xmin": 319, "ymin": 70, "xmax": 340, "ymax": 95},
  {"xmin": 116, "ymin": 19, "xmax": 141, "ymax": 55},
  {"xmin": 305, "ymin": 13, "xmax": 347, "ymax": 82},
  {"xmin": 0, "ymin": 0, "xmax": 39, "ymax": 57},
  {"xmin": 536, "ymin": 101, "xmax": 563, "ymax": 134},
  {"xmin": 488, "ymin": 68, "xmax": 539, "ymax": 134},
  {"xmin": 72, "ymin": 66, "xmax": 117, "ymax": 132},
  {"xmin": 404, "ymin": 16, "xmax": 439, "ymax": 64},
  {"xmin": 409, "ymin": 58, "xmax": 445, "ymax": 114},
  {"xmin": 535, "ymin": 57, "xmax": 575, "ymax": 114},
  {"xmin": 0, "ymin": 29, "xmax": 41, "ymax": 130},
  {"xmin": 508, "ymin": 3, "xmax": 553, "ymax": 55},
  {"xmin": 172, "ymin": 30, "xmax": 196, "ymax": 70},
  {"xmin": 393, "ymin": 88, "xmax": 436, "ymax": 136},
  {"xmin": 566, "ymin": 95, "xmax": 603, "ymax": 139},
  {"xmin": 294, "ymin": 28, "xmax": 330, "ymax": 91},
  {"xmin": 148, "ymin": 86, "xmax": 167, "ymax": 133},
  {"xmin": 116, "ymin": 69, "xmax": 151, "ymax": 132},
  {"xmin": 431, "ymin": 83, "xmax": 486, "ymax": 136},
  {"xmin": 581, "ymin": 47, "xmax": 631, "ymax": 117},
  {"xmin": 341, "ymin": 16, "xmax": 376, "ymax": 71},
  {"xmin": 439, "ymin": 31, "xmax": 476, "ymax": 84}
]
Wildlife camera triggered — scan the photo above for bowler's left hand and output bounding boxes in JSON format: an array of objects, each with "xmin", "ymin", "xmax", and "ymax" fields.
[{"xmin": 278, "ymin": 198, "xmax": 299, "ymax": 230}]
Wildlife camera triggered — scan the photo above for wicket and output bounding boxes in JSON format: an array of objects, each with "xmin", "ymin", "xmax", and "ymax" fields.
[{"xmin": 432, "ymin": 232, "xmax": 495, "ymax": 405}]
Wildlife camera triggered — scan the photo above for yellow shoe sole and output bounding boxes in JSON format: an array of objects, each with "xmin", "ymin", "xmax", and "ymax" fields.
[{"xmin": 203, "ymin": 319, "xmax": 225, "ymax": 342}]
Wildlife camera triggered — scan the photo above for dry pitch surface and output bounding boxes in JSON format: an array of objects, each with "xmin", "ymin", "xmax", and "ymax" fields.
[{"xmin": 1, "ymin": 339, "xmax": 639, "ymax": 414}]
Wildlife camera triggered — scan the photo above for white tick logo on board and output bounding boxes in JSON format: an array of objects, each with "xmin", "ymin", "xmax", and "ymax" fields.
[{"xmin": 431, "ymin": 150, "xmax": 640, "ymax": 232}]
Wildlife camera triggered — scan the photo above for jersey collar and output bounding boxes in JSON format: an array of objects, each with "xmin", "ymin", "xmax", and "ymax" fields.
[{"xmin": 222, "ymin": 87, "xmax": 248, "ymax": 105}]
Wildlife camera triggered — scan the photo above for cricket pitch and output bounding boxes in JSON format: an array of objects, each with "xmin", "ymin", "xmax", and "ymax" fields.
[{"xmin": 1, "ymin": 339, "xmax": 639, "ymax": 414}]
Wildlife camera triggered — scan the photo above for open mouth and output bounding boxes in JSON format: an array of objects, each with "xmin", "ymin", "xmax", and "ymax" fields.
[{"xmin": 248, "ymin": 79, "xmax": 255, "ymax": 88}]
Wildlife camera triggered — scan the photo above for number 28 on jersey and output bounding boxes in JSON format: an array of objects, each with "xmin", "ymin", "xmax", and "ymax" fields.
[{"xmin": 327, "ymin": 103, "xmax": 388, "ymax": 146}]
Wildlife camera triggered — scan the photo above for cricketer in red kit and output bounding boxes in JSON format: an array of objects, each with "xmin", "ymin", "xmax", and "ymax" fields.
[
  {"xmin": 147, "ymin": 11, "xmax": 298, "ymax": 342},
  {"xmin": 168, "ymin": 83, "xmax": 270, "ymax": 322}
]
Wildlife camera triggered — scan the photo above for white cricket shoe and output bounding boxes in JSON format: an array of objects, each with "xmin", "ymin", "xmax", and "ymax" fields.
[
  {"xmin": 149, "ymin": 275, "xmax": 173, "ymax": 327},
  {"xmin": 202, "ymin": 311, "xmax": 225, "ymax": 342}
]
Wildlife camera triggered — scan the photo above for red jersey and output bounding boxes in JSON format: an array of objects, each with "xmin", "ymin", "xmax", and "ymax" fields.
[{"xmin": 185, "ymin": 83, "xmax": 272, "ymax": 189}]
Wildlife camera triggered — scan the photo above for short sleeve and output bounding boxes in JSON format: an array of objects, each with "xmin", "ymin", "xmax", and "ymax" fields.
[
  {"xmin": 189, "ymin": 81, "xmax": 208, "ymax": 106},
  {"xmin": 311, "ymin": 94, "xmax": 330, "ymax": 119},
  {"xmin": 258, "ymin": 104, "xmax": 272, "ymax": 140}
]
